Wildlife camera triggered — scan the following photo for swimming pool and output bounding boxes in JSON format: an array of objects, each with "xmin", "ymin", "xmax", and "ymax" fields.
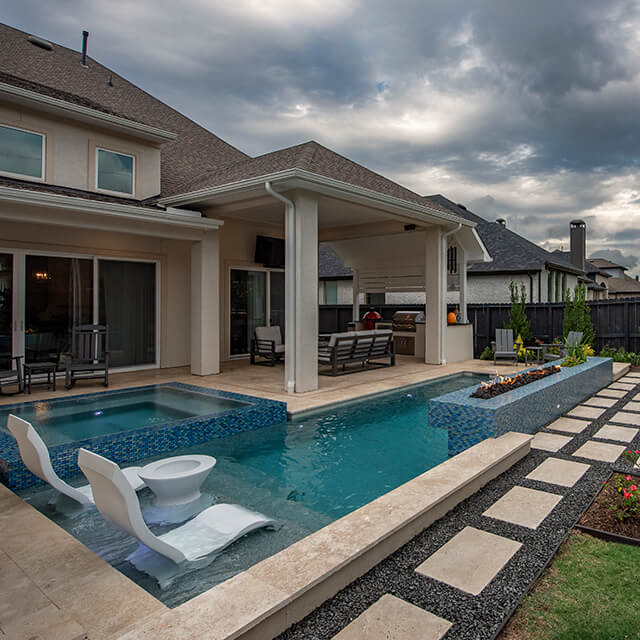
[
  {"xmin": 0, "ymin": 386, "xmax": 250, "ymax": 446},
  {"xmin": 18, "ymin": 372, "xmax": 488, "ymax": 607}
]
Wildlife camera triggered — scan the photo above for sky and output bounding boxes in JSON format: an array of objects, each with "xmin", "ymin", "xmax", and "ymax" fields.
[{"xmin": 4, "ymin": 1, "xmax": 640, "ymax": 274}]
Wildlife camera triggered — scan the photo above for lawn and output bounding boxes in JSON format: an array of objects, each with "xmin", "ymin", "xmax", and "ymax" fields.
[{"xmin": 500, "ymin": 530, "xmax": 640, "ymax": 640}]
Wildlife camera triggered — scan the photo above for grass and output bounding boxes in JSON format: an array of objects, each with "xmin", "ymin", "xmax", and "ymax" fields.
[{"xmin": 500, "ymin": 530, "xmax": 640, "ymax": 640}]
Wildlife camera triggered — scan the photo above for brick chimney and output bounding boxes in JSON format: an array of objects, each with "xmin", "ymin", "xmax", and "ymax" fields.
[{"xmin": 570, "ymin": 219, "xmax": 586, "ymax": 272}]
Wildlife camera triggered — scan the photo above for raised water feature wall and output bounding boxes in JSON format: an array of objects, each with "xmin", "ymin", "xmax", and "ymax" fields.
[{"xmin": 429, "ymin": 357, "xmax": 613, "ymax": 455}]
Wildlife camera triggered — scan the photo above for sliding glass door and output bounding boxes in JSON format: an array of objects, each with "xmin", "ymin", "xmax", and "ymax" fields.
[
  {"xmin": 229, "ymin": 268, "xmax": 285, "ymax": 357},
  {"xmin": 4, "ymin": 251, "xmax": 158, "ymax": 371},
  {"xmin": 99, "ymin": 260, "xmax": 156, "ymax": 367}
]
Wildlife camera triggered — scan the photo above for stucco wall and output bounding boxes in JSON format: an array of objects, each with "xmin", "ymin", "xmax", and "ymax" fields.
[{"xmin": 0, "ymin": 103, "xmax": 161, "ymax": 199}]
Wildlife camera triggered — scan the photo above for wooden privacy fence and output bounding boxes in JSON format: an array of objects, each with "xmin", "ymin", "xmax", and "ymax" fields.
[
  {"xmin": 319, "ymin": 298, "xmax": 640, "ymax": 358},
  {"xmin": 469, "ymin": 297, "xmax": 640, "ymax": 357}
]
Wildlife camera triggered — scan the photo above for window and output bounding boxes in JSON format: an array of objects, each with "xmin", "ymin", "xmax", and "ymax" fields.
[
  {"xmin": 0, "ymin": 124, "xmax": 45, "ymax": 180},
  {"xmin": 447, "ymin": 246, "xmax": 458, "ymax": 274},
  {"xmin": 96, "ymin": 148, "xmax": 134, "ymax": 195},
  {"xmin": 324, "ymin": 281, "xmax": 338, "ymax": 304}
]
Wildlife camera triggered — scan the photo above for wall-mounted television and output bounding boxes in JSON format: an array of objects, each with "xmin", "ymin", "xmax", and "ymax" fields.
[{"xmin": 255, "ymin": 235, "xmax": 285, "ymax": 268}]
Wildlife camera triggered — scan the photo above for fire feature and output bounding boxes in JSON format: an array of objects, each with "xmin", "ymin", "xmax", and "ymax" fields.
[{"xmin": 471, "ymin": 366, "xmax": 561, "ymax": 399}]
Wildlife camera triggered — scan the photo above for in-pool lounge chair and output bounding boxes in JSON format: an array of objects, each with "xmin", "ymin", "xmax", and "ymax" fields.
[
  {"xmin": 77, "ymin": 448, "xmax": 276, "ymax": 567},
  {"xmin": 7, "ymin": 414, "xmax": 145, "ymax": 506}
]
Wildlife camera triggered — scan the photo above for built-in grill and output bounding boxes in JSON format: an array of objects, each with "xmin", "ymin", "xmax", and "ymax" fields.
[{"xmin": 391, "ymin": 311, "xmax": 425, "ymax": 332}]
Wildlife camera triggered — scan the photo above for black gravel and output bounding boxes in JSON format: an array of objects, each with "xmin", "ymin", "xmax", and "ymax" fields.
[{"xmin": 275, "ymin": 374, "xmax": 640, "ymax": 640}]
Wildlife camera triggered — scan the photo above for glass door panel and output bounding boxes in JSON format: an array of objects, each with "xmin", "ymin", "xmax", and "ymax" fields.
[
  {"xmin": 230, "ymin": 269, "xmax": 267, "ymax": 356},
  {"xmin": 269, "ymin": 271, "xmax": 285, "ymax": 339},
  {"xmin": 0, "ymin": 254, "xmax": 12, "ymax": 369},
  {"xmin": 99, "ymin": 260, "xmax": 156, "ymax": 367},
  {"xmin": 25, "ymin": 255, "xmax": 93, "ymax": 367}
]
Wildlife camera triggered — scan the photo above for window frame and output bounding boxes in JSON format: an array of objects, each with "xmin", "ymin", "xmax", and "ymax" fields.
[
  {"xmin": 0, "ymin": 123, "xmax": 46, "ymax": 182},
  {"xmin": 95, "ymin": 146, "xmax": 136, "ymax": 197}
]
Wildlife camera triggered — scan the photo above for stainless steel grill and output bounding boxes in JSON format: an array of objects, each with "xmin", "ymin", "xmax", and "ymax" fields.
[{"xmin": 391, "ymin": 311, "xmax": 425, "ymax": 332}]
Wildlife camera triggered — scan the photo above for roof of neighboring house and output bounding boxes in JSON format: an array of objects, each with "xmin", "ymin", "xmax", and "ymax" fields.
[
  {"xmin": 588, "ymin": 257, "xmax": 628, "ymax": 271},
  {"xmin": 424, "ymin": 195, "xmax": 583, "ymax": 275},
  {"xmin": 606, "ymin": 275, "xmax": 640, "ymax": 295},
  {"xmin": 549, "ymin": 250, "xmax": 603, "ymax": 277},
  {"xmin": 0, "ymin": 23, "xmax": 249, "ymax": 199},
  {"xmin": 318, "ymin": 244, "xmax": 353, "ymax": 279}
]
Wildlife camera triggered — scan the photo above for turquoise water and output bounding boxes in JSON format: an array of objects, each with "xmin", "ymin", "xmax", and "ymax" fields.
[
  {"xmin": 0, "ymin": 387, "xmax": 249, "ymax": 445},
  {"xmin": 19, "ymin": 372, "xmax": 487, "ymax": 607}
]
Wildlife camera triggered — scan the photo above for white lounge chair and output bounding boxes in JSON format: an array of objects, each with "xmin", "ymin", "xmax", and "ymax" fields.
[
  {"xmin": 77, "ymin": 448, "xmax": 276, "ymax": 567},
  {"xmin": 7, "ymin": 414, "xmax": 145, "ymax": 506}
]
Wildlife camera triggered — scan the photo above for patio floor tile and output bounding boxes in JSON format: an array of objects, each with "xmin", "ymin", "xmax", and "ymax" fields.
[
  {"xmin": 610, "ymin": 411, "xmax": 640, "ymax": 426},
  {"xmin": 483, "ymin": 486, "xmax": 562, "ymax": 529},
  {"xmin": 582, "ymin": 396, "xmax": 617, "ymax": 408},
  {"xmin": 525, "ymin": 457, "xmax": 591, "ymax": 487},
  {"xmin": 415, "ymin": 527, "xmax": 522, "ymax": 596},
  {"xmin": 0, "ymin": 603, "xmax": 86, "ymax": 640},
  {"xmin": 567, "ymin": 406, "xmax": 605, "ymax": 420},
  {"xmin": 597, "ymin": 389, "xmax": 627, "ymax": 399},
  {"xmin": 593, "ymin": 425, "xmax": 639, "ymax": 443},
  {"xmin": 623, "ymin": 401, "xmax": 640, "ymax": 412},
  {"xmin": 332, "ymin": 594, "xmax": 452, "ymax": 640},
  {"xmin": 531, "ymin": 432, "xmax": 573, "ymax": 452},
  {"xmin": 546, "ymin": 417, "xmax": 589, "ymax": 434},
  {"xmin": 572, "ymin": 440, "xmax": 626, "ymax": 463}
]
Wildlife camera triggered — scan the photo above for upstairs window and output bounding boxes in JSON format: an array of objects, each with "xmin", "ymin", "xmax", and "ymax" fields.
[
  {"xmin": 447, "ymin": 245, "xmax": 458, "ymax": 274},
  {"xmin": 96, "ymin": 148, "xmax": 134, "ymax": 195},
  {"xmin": 0, "ymin": 124, "xmax": 45, "ymax": 180}
]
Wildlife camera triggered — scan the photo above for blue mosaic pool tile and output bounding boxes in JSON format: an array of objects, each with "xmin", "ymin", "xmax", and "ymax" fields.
[
  {"xmin": 429, "ymin": 357, "xmax": 613, "ymax": 456},
  {"xmin": 0, "ymin": 382, "xmax": 287, "ymax": 490}
]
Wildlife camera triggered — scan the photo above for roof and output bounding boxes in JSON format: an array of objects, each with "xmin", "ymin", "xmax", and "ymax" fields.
[
  {"xmin": 319, "ymin": 244, "xmax": 353, "ymax": 279},
  {"xmin": 588, "ymin": 258, "xmax": 628, "ymax": 271},
  {"xmin": 550, "ymin": 250, "xmax": 602, "ymax": 276},
  {"xmin": 178, "ymin": 141, "xmax": 458, "ymax": 214},
  {"xmin": 0, "ymin": 23, "xmax": 249, "ymax": 198},
  {"xmin": 606, "ymin": 275, "xmax": 640, "ymax": 294},
  {"xmin": 424, "ymin": 195, "xmax": 582, "ymax": 275}
]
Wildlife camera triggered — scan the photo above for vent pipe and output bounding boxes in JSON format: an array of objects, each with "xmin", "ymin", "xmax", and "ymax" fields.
[
  {"xmin": 496, "ymin": 218, "xmax": 506, "ymax": 227},
  {"xmin": 81, "ymin": 30, "xmax": 89, "ymax": 67}
]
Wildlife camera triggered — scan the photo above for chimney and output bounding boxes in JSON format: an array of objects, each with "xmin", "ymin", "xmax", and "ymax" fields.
[
  {"xmin": 81, "ymin": 30, "xmax": 89, "ymax": 67},
  {"xmin": 569, "ymin": 219, "xmax": 586, "ymax": 272},
  {"xmin": 496, "ymin": 218, "xmax": 506, "ymax": 227}
]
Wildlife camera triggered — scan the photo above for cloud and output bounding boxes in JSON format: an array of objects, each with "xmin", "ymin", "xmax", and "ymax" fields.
[
  {"xmin": 590, "ymin": 249, "xmax": 639, "ymax": 269},
  {"xmin": 4, "ymin": 0, "xmax": 640, "ymax": 274}
]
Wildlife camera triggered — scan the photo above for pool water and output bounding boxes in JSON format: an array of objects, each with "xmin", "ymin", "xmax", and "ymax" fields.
[
  {"xmin": 0, "ymin": 387, "xmax": 249, "ymax": 446},
  {"xmin": 19, "ymin": 372, "xmax": 487, "ymax": 607}
]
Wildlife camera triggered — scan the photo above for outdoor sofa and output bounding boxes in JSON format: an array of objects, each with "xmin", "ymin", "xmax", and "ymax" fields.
[{"xmin": 318, "ymin": 329, "xmax": 395, "ymax": 376}]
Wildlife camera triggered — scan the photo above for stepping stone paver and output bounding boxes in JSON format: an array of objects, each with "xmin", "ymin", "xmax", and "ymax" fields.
[
  {"xmin": 483, "ymin": 486, "xmax": 562, "ymax": 529},
  {"xmin": 620, "ymin": 377, "xmax": 639, "ymax": 384},
  {"xmin": 415, "ymin": 526, "xmax": 522, "ymax": 596},
  {"xmin": 567, "ymin": 406, "xmax": 605, "ymax": 420},
  {"xmin": 625, "ymin": 372, "xmax": 640, "ymax": 379},
  {"xmin": 332, "ymin": 594, "xmax": 452, "ymax": 640},
  {"xmin": 598, "ymin": 389, "xmax": 627, "ymax": 399},
  {"xmin": 593, "ymin": 424, "xmax": 639, "ymax": 443},
  {"xmin": 525, "ymin": 457, "xmax": 591, "ymax": 487},
  {"xmin": 531, "ymin": 432, "xmax": 572, "ymax": 452},
  {"xmin": 623, "ymin": 401, "xmax": 640, "ymax": 412},
  {"xmin": 546, "ymin": 417, "xmax": 589, "ymax": 434},
  {"xmin": 583, "ymin": 396, "xmax": 617, "ymax": 408},
  {"xmin": 610, "ymin": 411, "xmax": 640, "ymax": 426},
  {"xmin": 572, "ymin": 440, "xmax": 625, "ymax": 463},
  {"xmin": 609, "ymin": 383, "xmax": 635, "ymax": 391}
]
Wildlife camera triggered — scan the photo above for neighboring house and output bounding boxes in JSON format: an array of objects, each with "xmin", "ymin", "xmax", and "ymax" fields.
[
  {"xmin": 588, "ymin": 258, "xmax": 640, "ymax": 299},
  {"xmin": 0, "ymin": 23, "xmax": 488, "ymax": 393},
  {"xmin": 320, "ymin": 195, "xmax": 585, "ymax": 306}
]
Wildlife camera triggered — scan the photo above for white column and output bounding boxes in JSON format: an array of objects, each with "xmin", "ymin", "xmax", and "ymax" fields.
[
  {"xmin": 191, "ymin": 230, "xmax": 220, "ymax": 375},
  {"xmin": 424, "ymin": 228, "xmax": 443, "ymax": 364},
  {"xmin": 293, "ymin": 190, "xmax": 319, "ymax": 392},
  {"xmin": 352, "ymin": 268, "xmax": 360, "ymax": 321},
  {"xmin": 459, "ymin": 245, "xmax": 468, "ymax": 323}
]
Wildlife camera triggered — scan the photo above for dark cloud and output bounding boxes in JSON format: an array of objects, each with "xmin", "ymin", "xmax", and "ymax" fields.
[
  {"xmin": 590, "ymin": 249, "xmax": 639, "ymax": 269},
  {"xmin": 3, "ymin": 1, "xmax": 640, "ymax": 274}
]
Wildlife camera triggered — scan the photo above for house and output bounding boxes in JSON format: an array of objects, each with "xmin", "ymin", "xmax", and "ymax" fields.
[
  {"xmin": 587, "ymin": 258, "xmax": 640, "ymax": 299},
  {"xmin": 320, "ymin": 195, "xmax": 586, "ymax": 309},
  {"xmin": 0, "ymin": 23, "xmax": 489, "ymax": 394}
]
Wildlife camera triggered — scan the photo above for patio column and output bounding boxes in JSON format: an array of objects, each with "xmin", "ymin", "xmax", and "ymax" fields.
[
  {"xmin": 293, "ymin": 190, "xmax": 319, "ymax": 392},
  {"xmin": 191, "ymin": 230, "xmax": 220, "ymax": 375},
  {"xmin": 424, "ymin": 227, "xmax": 443, "ymax": 364},
  {"xmin": 459, "ymin": 244, "xmax": 468, "ymax": 323},
  {"xmin": 352, "ymin": 268, "xmax": 360, "ymax": 322}
]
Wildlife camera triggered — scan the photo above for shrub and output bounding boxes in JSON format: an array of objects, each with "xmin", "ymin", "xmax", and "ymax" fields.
[
  {"xmin": 480, "ymin": 346, "xmax": 494, "ymax": 360},
  {"xmin": 506, "ymin": 281, "xmax": 532, "ymax": 345},
  {"xmin": 563, "ymin": 283, "xmax": 595, "ymax": 346}
]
